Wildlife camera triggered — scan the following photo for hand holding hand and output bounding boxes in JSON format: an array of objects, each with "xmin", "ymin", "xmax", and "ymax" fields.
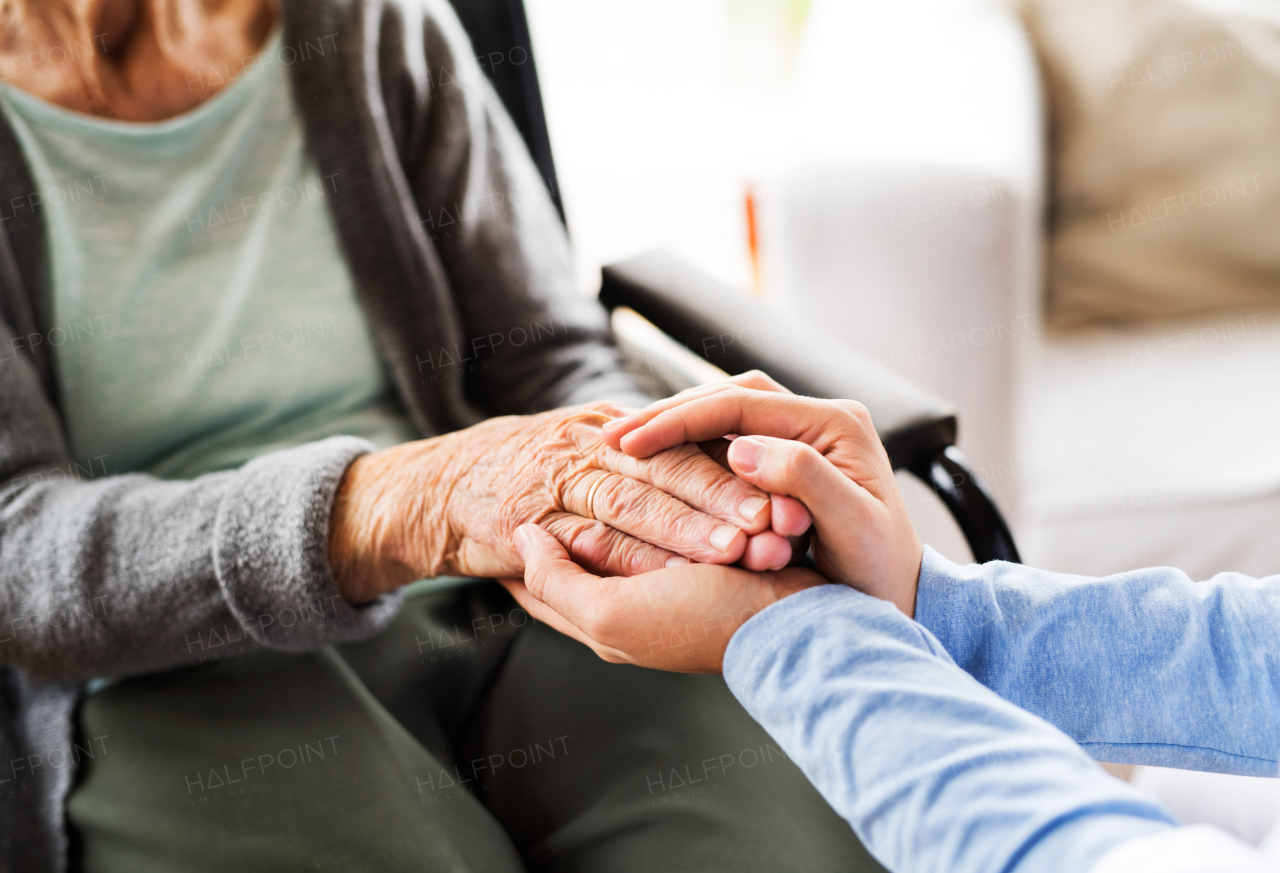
[
  {"xmin": 501, "ymin": 524, "xmax": 823, "ymax": 672},
  {"xmin": 328, "ymin": 400, "xmax": 799, "ymax": 602},
  {"xmin": 604, "ymin": 377, "xmax": 924, "ymax": 616}
]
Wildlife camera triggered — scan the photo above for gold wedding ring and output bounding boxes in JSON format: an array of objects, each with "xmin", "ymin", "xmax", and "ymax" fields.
[{"xmin": 582, "ymin": 473, "xmax": 608, "ymax": 522}]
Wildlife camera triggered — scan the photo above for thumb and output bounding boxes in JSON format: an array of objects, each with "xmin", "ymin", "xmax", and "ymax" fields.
[{"xmin": 514, "ymin": 523, "xmax": 599, "ymax": 609}]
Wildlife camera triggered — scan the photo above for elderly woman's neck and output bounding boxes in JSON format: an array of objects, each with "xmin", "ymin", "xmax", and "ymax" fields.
[{"xmin": 0, "ymin": 0, "xmax": 278, "ymax": 121}]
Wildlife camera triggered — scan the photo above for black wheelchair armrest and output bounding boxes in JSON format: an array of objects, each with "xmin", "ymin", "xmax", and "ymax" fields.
[
  {"xmin": 599, "ymin": 250, "xmax": 956, "ymax": 469},
  {"xmin": 599, "ymin": 249, "xmax": 1020, "ymax": 564}
]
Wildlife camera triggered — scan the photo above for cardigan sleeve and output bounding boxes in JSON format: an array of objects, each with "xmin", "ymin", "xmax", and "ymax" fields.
[{"xmin": 0, "ymin": 323, "xmax": 401, "ymax": 682}]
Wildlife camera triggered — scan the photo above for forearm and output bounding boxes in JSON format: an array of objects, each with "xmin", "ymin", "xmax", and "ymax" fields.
[
  {"xmin": 914, "ymin": 548, "xmax": 1280, "ymax": 774},
  {"xmin": 723, "ymin": 585, "xmax": 1176, "ymax": 873},
  {"xmin": 1, "ymin": 437, "xmax": 400, "ymax": 682}
]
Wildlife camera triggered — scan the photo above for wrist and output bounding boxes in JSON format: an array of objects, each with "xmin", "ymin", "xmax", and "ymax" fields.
[
  {"xmin": 899, "ymin": 543, "xmax": 924, "ymax": 619},
  {"xmin": 712, "ymin": 568, "xmax": 826, "ymax": 672},
  {"xmin": 328, "ymin": 441, "xmax": 451, "ymax": 603},
  {"xmin": 814, "ymin": 534, "xmax": 922, "ymax": 618},
  {"xmin": 329, "ymin": 453, "xmax": 396, "ymax": 603}
]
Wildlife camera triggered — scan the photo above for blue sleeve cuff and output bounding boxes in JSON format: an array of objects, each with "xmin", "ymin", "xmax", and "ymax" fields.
[
  {"xmin": 914, "ymin": 545, "xmax": 1016, "ymax": 676},
  {"xmin": 914, "ymin": 544, "xmax": 982, "ymax": 629}
]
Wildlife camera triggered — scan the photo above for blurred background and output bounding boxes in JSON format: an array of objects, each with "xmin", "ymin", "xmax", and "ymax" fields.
[
  {"xmin": 527, "ymin": 0, "xmax": 1034, "ymax": 293},
  {"xmin": 524, "ymin": 0, "xmax": 1280, "ymax": 842}
]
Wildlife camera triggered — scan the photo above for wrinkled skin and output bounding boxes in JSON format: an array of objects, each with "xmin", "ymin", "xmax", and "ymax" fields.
[
  {"xmin": 0, "ymin": 0, "xmax": 277, "ymax": 121},
  {"xmin": 329, "ymin": 401, "xmax": 797, "ymax": 603},
  {"xmin": 505, "ymin": 379, "xmax": 926, "ymax": 674}
]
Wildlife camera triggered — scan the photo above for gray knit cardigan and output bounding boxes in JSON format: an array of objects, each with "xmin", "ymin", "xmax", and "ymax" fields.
[{"xmin": 0, "ymin": 1, "xmax": 648, "ymax": 868}]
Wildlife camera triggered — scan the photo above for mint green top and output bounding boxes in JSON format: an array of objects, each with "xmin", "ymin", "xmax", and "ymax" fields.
[{"xmin": 0, "ymin": 31, "xmax": 416, "ymax": 480}]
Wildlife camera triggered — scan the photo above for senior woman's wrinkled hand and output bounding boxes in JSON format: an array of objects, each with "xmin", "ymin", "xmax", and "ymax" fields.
[
  {"xmin": 500, "ymin": 524, "xmax": 824, "ymax": 672},
  {"xmin": 327, "ymin": 401, "xmax": 796, "ymax": 602}
]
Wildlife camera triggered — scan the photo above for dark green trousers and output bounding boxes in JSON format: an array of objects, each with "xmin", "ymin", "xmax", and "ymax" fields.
[{"xmin": 69, "ymin": 580, "xmax": 882, "ymax": 872}]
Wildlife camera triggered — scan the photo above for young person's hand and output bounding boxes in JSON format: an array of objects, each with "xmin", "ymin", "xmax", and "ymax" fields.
[
  {"xmin": 632, "ymin": 372, "xmax": 816, "ymax": 566},
  {"xmin": 501, "ymin": 524, "xmax": 823, "ymax": 672},
  {"xmin": 603, "ymin": 377, "xmax": 923, "ymax": 617}
]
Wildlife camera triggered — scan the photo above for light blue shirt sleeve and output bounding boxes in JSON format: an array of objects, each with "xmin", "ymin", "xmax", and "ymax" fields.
[
  {"xmin": 914, "ymin": 547, "xmax": 1280, "ymax": 775},
  {"xmin": 723, "ymin": 584, "xmax": 1175, "ymax": 873}
]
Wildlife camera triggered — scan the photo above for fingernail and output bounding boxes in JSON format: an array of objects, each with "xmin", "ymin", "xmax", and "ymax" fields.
[
  {"xmin": 709, "ymin": 524, "xmax": 739, "ymax": 552},
  {"xmin": 729, "ymin": 437, "xmax": 766, "ymax": 474},
  {"xmin": 665, "ymin": 555, "xmax": 691, "ymax": 568},
  {"xmin": 738, "ymin": 495, "xmax": 769, "ymax": 522},
  {"xmin": 602, "ymin": 418, "xmax": 627, "ymax": 432},
  {"xmin": 514, "ymin": 525, "xmax": 533, "ymax": 558}
]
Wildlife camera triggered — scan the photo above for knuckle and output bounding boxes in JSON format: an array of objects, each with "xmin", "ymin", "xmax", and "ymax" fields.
[
  {"xmin": 736, "ymin": 369, "xmax": 784, "ymax": 392},
  {"xmin": 617, "ymin": 536, "xmax": 658, "ymax": 576},
  {"xmin": 592, "ymin": 471, "xmax": 715, "ymax": 553},
  {"xmin": 654, "ymin": 444, "xmax": 709, "ymax": 489},
  {"xmin": 835, "ymin": 399, "xmax": 873, "ymax": 426},
  {"xmin": 777, "ymin": 442, "xmax": 817, "ymax": 484},
  {"xmin": 593, "ymin": 473, "xmax": 643, "ymax": 520},
  {"xmin": 587, "ymin": 399, "xmax": 629, "ymax": 419},
  {"xmin": 577, "ymin": 531, "xmax": 615, "ymax": 569},
  {"xmin": 649, "ymin": 502, "xmax": 708, "ymax": 550},
  {"xmin": 549, "ymin": 514, "xmax": 612, "ymax": 568},
  {"xmin": 626, "ymin": 550, "xmax": 654, "ymax": 576},
  {"xmin": 776, "ymin": 447, "xmax": 806, "ymax": 484},
  {"xmin": 701, "ymin": 462, "xmax": 754, "ymax": 508},
  {"xmin": 551, "ymin": 402, "xmax": 625, "ymax": 440}
]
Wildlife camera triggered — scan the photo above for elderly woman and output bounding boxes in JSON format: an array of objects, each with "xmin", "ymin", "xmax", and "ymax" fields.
[{"xmin": 0, "ymin": 0, "xmax": 877, "ymax": 871}]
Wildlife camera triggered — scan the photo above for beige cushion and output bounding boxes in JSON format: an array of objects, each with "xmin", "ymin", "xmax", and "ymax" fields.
[{"xmin": 1019, "ymin": 0, "xmax": 1280, "ymax": 328}]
